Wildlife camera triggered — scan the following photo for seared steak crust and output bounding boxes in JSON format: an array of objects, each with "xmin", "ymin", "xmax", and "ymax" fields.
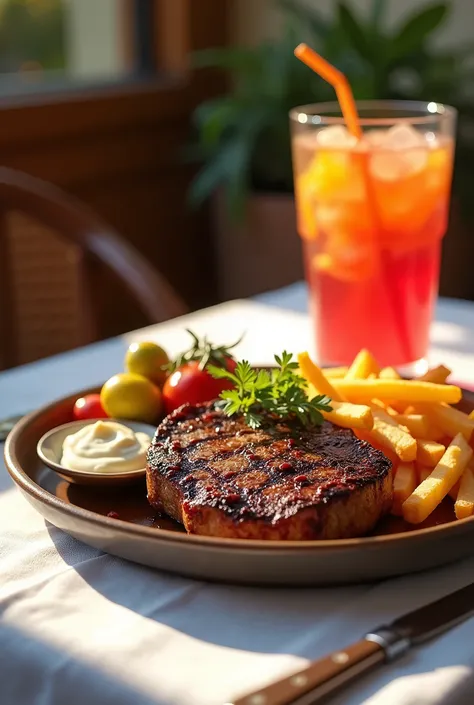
[{"xmin": 146, "ymin": 402, "xmax": 393, "ymax": 540}]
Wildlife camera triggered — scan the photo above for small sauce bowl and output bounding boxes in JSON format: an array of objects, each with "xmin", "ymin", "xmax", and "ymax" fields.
[{"xmin": 37, "ymin": 419, "xmax": 156, "ymax": 486}]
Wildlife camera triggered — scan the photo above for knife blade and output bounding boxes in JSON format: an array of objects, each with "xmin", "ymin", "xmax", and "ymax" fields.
[
  {"xmin": 226, "ymin": 581, "xmax": 474, "ymax": 705},
  {"xmin": 0, "ymin": 415, "xmax": 24, "ymax": 442},
  {"xmin": 386, "ymin": 580, "xmax": 474, "ymax": 645}
]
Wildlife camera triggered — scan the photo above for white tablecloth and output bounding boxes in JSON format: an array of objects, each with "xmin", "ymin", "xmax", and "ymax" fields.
[{"xmin": 2, "ymin": 288, "xmax": 474, "ymax": 705}]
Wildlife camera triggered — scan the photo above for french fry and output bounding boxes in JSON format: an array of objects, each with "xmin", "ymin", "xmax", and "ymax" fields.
[
  {"xmin": 426, "ymin": 424, "xmax": 444, "ymax": 442},
  {"xmin": 389, "ymin": 402, "xmax": 410, "ymax": 413},
  {"xmin": 417, "ymin": 464, "xmax": 432, "ymax": 483},
  {"xmin": 322, "ymin": 401, "xmax": 373, "ymax": 431},
  {"xmin": 331, "ymin": 379, "xmax": 461, "ymax": 405},
  {"xmin": 416, "ymin": 439, "xmax": 446, "ymax": 468},
  {"xmin": 345, "ymin": 349, "xmax": 380, "ymax": 379},
  {"xmin": 371, "ymin": 399, "xmax": 398, "ymax": 416},
  {"xmin": 379, "ymin": 366, "xmax": 401, "ymax": 380},
  {"xmin": 454, "ymin": 465, "xmax": 474, "ymax": 519},
  {"xmin": 402, "ymin": 433, "xmax": 473, "ymax": 524},
  {"xmin": 373, "ymin": 365, "xmax": 402, "ymax": 411},
  {"xmin": 298, "ymin": 352, "xmax": 344, "ymax": 401},
  {"xmin": 394, "ymin": 414, "xmax": 430, "ymax": 439},
  {"xmin": 369, "ymin": 409, "xmax": 417, "ymax": 462},
  {"xmin": 298, "ymin": 347, "xmax": 473, "ymax": 523},
  {"xmin": 417, "ymin": 403, "xmax": 474, "ymax": 441},
  {"xmin": 392, "ymin": 463, "xmax": 417, "ymax": 516},
  {"xmin": 418, "ymin": 365, "xmax": 451, "ymax": 384},
  {"xmin": 449, "ymin": 478, "xmax": 461, "ymax": 501},
  {"xmin": 385, "ymin": 405, "xmax": 399, "ymax": 417},
  {"xmin": 323, "ymin": 366, "xmax": 348, "ymax": 379},
  {"xmin": 388, "ymin": 401, "xmax": 410, "ymax": 413},
  {"xmin": 355, "ymin": 430, "xmax": 399, "ymax": 466}
]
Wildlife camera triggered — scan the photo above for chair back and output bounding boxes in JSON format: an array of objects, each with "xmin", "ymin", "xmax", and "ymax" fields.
[{"xmin": 0, "ymin": 168, "xmax": 187, "ymax": 369}]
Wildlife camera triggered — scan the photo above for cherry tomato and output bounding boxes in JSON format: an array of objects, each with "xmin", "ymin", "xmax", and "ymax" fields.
[
  {"xmin": 73, "ymin": 394, "xmax": 108, "ymax": 421},
  {"xmin": 162, "ymin": 357, "xmax": 237, "ymax": 414}
]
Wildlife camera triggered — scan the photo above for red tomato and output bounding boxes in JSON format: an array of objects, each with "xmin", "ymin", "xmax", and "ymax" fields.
[
  {"xmin": 73, "ymin": 394, "xmax": 108, "ymax": 421},
  {"xmin": 162, "ymin": 358, "xmax": 237, "ymax": 414}
]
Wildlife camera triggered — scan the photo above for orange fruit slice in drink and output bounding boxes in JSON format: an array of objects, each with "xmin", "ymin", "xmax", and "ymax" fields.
[
  {"xmin": 295, "ymin": 169, "xmax": 318, "ymax": 240},
  {"xmin": 371, "ymin": 143, "xmax": 453, "ymax": 252},
  {"xmin": 425, "ymin": 146, "xmax": 453, "ymax": 196},
  {"xmin": 312, "ymin": 151, "xmax": 365, "ymax": 202},
  {"xmin": 313, "ymin": 238, "xmax": 378, "ymax": 283}
]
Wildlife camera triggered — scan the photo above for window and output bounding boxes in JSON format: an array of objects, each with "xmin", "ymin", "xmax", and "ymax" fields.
[
  {"xmin": 0, "ymin": 0, "xmax": 155, "ymax": 94},
  {"xmin": 0, "ymin": 0, "xmax": 229, "ymax": 365}
]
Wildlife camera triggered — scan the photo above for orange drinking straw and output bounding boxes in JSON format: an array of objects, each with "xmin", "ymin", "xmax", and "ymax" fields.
[
  {"xmin": 294, "ymin": 44, "xmax": 362, "ymax": 139},
  {"xmin": 294, "ymin": 43, "xmax": 413, "ymax": 362}
]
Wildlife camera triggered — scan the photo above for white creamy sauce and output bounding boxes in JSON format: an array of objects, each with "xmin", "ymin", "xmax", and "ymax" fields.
[{"xmin": 61, "ymin": 420, "xmax": 151, "ymax": 474}]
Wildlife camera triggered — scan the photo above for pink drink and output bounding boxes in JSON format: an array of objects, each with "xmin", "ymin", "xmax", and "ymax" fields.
[{"xmin": 290, "ymin": 102, "xmax": 456, "ymax": 367}]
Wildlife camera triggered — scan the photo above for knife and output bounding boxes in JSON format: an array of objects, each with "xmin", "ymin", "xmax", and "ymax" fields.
[
  {"xmin": 226, "ymin": 581, "xmax": 474, "ymax": 705},
  {"xmin": 0, "ymin": 415, "xmax": 24, "ymax": 442}
]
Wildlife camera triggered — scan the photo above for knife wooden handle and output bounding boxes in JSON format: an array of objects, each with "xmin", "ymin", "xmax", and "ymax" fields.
[{"xmin": 228, "ymin": 638, "xmax": 385, "ymax": 705}]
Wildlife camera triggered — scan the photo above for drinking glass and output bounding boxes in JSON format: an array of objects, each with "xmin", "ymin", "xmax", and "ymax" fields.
[{"xmin": 290, "ymin": 101, "xmax": 457, "ymax": 370}]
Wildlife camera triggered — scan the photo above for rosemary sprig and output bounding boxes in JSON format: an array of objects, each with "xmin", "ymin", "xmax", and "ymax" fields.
[
  {"xmin": 209, "ymin": 351, "xmax": 332, "ymax": 429},
  {"xmin": 166, "ymin": 329, "xmax": 243, "ymax": 372}
]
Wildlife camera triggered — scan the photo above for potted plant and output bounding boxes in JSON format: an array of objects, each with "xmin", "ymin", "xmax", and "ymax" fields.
[{"xmin": 189, "ymin": 0, "xmax": 474, "ymax": 300}]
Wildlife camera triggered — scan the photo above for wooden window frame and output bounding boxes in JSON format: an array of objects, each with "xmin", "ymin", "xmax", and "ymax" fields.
[
  {"xmin": 0, "ymin": 0, "xmax": 229, "ymax": 357},
  {"xmin": 0, "ymin": 0, "xmax": 228, "ymax": 153}
]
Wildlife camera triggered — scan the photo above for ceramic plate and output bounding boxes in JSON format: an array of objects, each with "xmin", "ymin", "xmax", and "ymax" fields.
[{"xmin": 5, "ymin": 387, "xmax": 474, "ymax": 586}]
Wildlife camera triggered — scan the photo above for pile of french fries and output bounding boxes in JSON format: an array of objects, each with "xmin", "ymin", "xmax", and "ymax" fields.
[{"xmin": 298, "ymin": 349, "xmax": 474, "ymax": 525}]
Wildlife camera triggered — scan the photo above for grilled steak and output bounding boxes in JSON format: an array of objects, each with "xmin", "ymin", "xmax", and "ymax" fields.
[{"xmin": 146, "ymin": 402, "xmax": 393, "ymax": 540}]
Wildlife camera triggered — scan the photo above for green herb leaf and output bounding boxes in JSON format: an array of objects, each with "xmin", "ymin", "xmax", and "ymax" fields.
[
  {"xmin": 168, "ymin": 330, "xmax": 243, "ymax": 373},
  {"xmin": 245, "ymin": 411, "xmax": 264, "ymax": 429},
  {"xmin": 209, "ymin": 366, "xmax": 236, "ymax": 381},
  {"xmin": 209, "ymin": 353, "xmax": 332, "ymax": 428}
]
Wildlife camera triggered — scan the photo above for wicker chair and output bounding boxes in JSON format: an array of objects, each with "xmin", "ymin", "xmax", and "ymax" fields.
[{"xmin": 0, "ymin": 168, "xmax": 187, "ymax": 370}]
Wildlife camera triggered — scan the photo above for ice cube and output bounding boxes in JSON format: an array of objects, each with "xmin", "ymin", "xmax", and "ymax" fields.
[
  {"xmin": 370, "ymin": 148, "xmax": 427, "ymax": 182},
  {"xmin": 316, "ymin": 125, "xmax": 358, "ymax": 149},
  {"xmin": 370, "ymin": 153, "xmax": 407, "ymax": 181},
  {"xmin": 316, "ymin": 203, "xmax": 344, "ymax": 229},
  {"xmin": 378, "ymin": 123, "xmax": 425, "ymax": 150},
  {"xmin": 364, "ymin": 130, "xmax": 387, "ymax": 147},
  {"xmin": 403, "ymin": 148, "xmax": 428, "ymax": 173}
]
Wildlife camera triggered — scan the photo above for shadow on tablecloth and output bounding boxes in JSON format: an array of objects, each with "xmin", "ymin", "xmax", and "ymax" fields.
[
  {"xmin": 46, "ymin": 521, "xmax": 474, "ymax": 647},
  {"xmin": 0, "ymin": 622, "xmax": 163, "ymax": 705}
]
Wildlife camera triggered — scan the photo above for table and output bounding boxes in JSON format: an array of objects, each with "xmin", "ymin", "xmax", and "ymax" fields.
[{"xmin": 1, "ymin": 284, "xmax": 474, "ymax": 705}]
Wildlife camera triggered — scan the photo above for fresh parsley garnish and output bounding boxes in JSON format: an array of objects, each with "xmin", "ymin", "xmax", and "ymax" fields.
[{"xmin": 209, "ymin": 351, "xmax": 332, "ymax": 429}]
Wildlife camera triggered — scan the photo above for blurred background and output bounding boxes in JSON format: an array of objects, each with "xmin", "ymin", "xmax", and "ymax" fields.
[{"xmin": 0, "ymin": 0, "xmax": 473, "ymax": 370}]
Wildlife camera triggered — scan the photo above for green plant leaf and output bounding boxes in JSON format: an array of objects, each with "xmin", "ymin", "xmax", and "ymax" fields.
[
  {"xmin": 187, "ymin": 140, "xmax": 244, "ymax": 208},
  {"xmin": 337, "ymin": 2, "xmax": 373, "ymax": 63},
  {"xmin": 181, "ymin": 142, "xmax": 208, "ymax": 164},
  {"xmin": 192, "ymin": 97, "xmax": 241, "ymax": 148},
  {"xmin": 322, "ymin": 21, "xmax": 349, "ymax": 63},
  {"xmin": 192, "ymin": 46, "xmax": 260, "ymax": 73},
  {"xmin": 370, "ymin": 0, "xmax": 387, "ymax": 31},
  {"xmin": 276, "ymin": 0, "xmax": 329, "ymax": 41},
  {"xmin": 390, "ymin": 3, "xmax": 449, "ymax": 59},
  {"xmin": 225, "ymin": 137, "xmax": 252, "ymax": 221},
  {"xmin": 186, "ymin": 0, "xmax": 474, "ymax": 227}
]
